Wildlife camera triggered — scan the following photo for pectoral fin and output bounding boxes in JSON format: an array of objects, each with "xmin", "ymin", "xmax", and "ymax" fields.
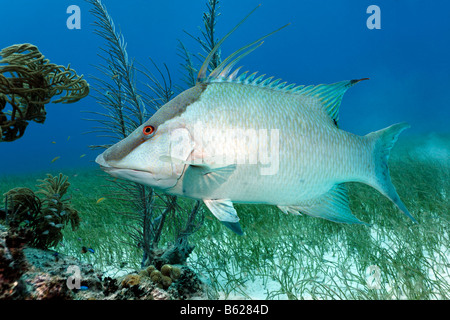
[
  {"xmin": 183, "ymin": 164, "xmax": 236, "ymax": 196},
  {"xmin": 204, "ymin": 199, "xmax": 244, "ymax": 235},
  {"xmin": 278, "ymin": 184, "xmax": 369, "ymax": 225}
]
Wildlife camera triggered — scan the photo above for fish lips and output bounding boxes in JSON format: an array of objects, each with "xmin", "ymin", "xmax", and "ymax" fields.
[{"xmin": 95, "ymin": 153, "xmax": 178, "ymax": 190}]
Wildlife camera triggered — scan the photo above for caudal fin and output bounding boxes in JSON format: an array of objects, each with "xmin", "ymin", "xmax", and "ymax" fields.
[{"xmin": 367, "ymin": 123, "xmax": 417, "ymax": 223}]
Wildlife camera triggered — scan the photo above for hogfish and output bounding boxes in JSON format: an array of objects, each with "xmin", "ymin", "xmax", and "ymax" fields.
[{"xmin": 96, "ymin": 8, "xmax": 416, "ymax": 234}]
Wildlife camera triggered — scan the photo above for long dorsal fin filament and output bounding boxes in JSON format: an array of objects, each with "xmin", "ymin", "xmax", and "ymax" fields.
[
  {"xmin": 197, "ymin": 4, "xmax": 261, "ymax": 84},
  {"xmin": 196, "ymin": 4, "xmax": 367, "ymax": 127},
  {"xmin": 196, "ymin": 4, "xmax": 289, "ymax": 84}
]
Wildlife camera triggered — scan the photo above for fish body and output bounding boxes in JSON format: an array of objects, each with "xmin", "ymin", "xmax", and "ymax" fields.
[
  {"xmin": 96, "ymin": 79, "xmax": 415, "ymax": 234},
  {"xmin": 95, "ymin": 12, "xmax": 416, "ymax": 234},
  {"xmin": 165, "ymin": 81, "xmax": 370, "ymax": 205}
]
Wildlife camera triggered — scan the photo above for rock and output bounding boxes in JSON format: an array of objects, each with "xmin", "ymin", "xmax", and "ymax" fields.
[
  {"xmin": 0, "ymin": 224, "xmax": 211, "ymax": 300},
  {"xmin": 152, "ymin": 287, "xmax": 171, "ymax": 300}
]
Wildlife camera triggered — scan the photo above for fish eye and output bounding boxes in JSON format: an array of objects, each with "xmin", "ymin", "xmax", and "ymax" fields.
[{"xmin": 143, "ymin": 125, "xmax": 155, "ymax": 136}]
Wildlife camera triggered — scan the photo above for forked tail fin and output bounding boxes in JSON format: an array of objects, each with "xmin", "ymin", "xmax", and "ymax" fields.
[{"xmin": 366, "ymin": 122, "xmax": 417, "ymax": 223}]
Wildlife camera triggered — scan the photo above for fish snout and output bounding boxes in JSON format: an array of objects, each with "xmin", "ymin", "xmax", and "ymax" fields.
[
  {"xmin": 95, "ymin": 152, "xmax": 123, "ymax": 175},
  {"xmin": 95, "ymin": 152, "xmax": 106, "ymax": 166}
]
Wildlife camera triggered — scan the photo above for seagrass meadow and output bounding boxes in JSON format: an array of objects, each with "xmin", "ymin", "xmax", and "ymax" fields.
[{"xmin": 1, "ymin": 134, "xmax": 448, "ymax": 299}]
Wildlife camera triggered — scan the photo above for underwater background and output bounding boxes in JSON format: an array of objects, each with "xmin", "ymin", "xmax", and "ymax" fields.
[{"xmin": 1, "ymin": 0, "xmax": 449, "ymax": 300}]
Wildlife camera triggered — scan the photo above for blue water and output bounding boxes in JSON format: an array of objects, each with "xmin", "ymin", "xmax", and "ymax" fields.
[{"xmin": 1, "ymin": 0, "xmax": 449, "ymax": 175}]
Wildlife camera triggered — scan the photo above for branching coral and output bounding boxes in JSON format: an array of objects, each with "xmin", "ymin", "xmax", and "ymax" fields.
[
  {"xmin": 0, "ymin": 43, "xmax": 89, "ymax": 142},
  {"xmin": 3, "ymin": 173, "xmax": 80, "ymax": 249}
]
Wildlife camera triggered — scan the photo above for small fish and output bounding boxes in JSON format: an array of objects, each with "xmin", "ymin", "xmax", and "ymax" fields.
[
  {"xmin": 51, "ymin": 156, "xmax": 60, "ymax": 163},
  {"xmin": 80, "ymin": 154, "xmax": 86, "ymax": 158},
  {"xmin": 112, "ymin": 74, "xmax": 119, "ymax": 79},
  {"xmin": 67, "ymin": 136, "xmax": 71, "ymax": 141},
  {"xmin": 79, "ymin": 286, "xmax": 88, "ymax": 291},
  {"xmin": 51, "ymin": 141, "xmax": 56, "ymax": 144},
  {"xmin": 96, "ymin": 197, "xmax": 106, "ymax": 204},
  {"xmin": 42, "ymin": 230, "xmax": 49, "ymax": 235},
  {"xmin": 55, "ymin": 224, "xmax": 64, "ymax": 228},
  {"xmin": 44, "ymin": 215, "xmax": 53, "ymax": 219},
  {"xmin": 87, "ymin": 248, "xmax": 95, "ymax": 254}
]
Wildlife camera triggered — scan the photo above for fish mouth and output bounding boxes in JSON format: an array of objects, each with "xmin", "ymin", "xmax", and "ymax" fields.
[
  {"xmin": 100, "ymin": 165, "xmax": 152, "ymax": 177},
  {"xmin": 95, "ymin": 153, "xmax": 152, "ymax": 175},
  {"xmin": 95, "ymin": 153, "xmax": 110, "ymax": 168},
  {"xmin": 95, "ymin": 153, "xmax": 177, "ymax": 190}
]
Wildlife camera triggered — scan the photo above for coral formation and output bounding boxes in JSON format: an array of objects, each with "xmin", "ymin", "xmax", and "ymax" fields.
[
  {"xmin": 29, "ymin": 273, "xmax": 73, "ymax": 300},
  {"xmin": 0, "ymin": 224, "xmax": 104, "ymax": 300},
  {"xmin": 3, "ymin": 173, "xmax": 80, "ymax": 249},
  {"xmin": 142, "ymin": 264, "xmax": 182, "ymax": 290},
  {"xmin": 0, "ymin": 224, "xmax": 209, "ymax": 300},
  {"xmin": 150, "ymin": 270, "xmax": 162, "ymax": 286},
  {"xmin": 161, "ymin": 264, "xmax": 181, "ymax": 280},
  {"xmin": 0, "ymin": 43, "xmax": 89, "ymax": 142},
  {"xmin": 111, "ymin": 263, "xmax": 206, "ymax": 299},
  {"xmin": 0, "ymin": 225, "xmax": 30, "ymax": 299},
  {"xmin": 120, "ymin": 264, "xmax": 182, "ymax": 292},
  {"xmin": 121, "ymin": 274, "xmax": 141, "ymax": 288}
]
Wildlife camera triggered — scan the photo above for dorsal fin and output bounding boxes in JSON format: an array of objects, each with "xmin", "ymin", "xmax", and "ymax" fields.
[
  {"xmin": 196, "ymin": 4, "xmax": 367, "ymax": 126},
  {"xmin": 296, "ymin": 78, "xmax": 369, "ymax": 125},
  {"xmin": 206, "ymin": 74, "xmax": 367, "ymax": 125},
  {"xmin": 197, "ymin": 4, "xmax": 261, "ymax": 84},
  {"xmin": 207, "ymin": 24, "xmax": 290, "ymax": 82},
  {"xmin": 197, "ymin": 4, "xmax": 289, "ymax": 84}
]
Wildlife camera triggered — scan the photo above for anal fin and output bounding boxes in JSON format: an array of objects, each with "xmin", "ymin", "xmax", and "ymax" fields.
[
  {"xmin": 277, "ymin": 205, "xmax": 302, "ymax": 216},
  {"xmin": 279, "ymin": 184, "xmax": 368, "ymax": 225}
]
